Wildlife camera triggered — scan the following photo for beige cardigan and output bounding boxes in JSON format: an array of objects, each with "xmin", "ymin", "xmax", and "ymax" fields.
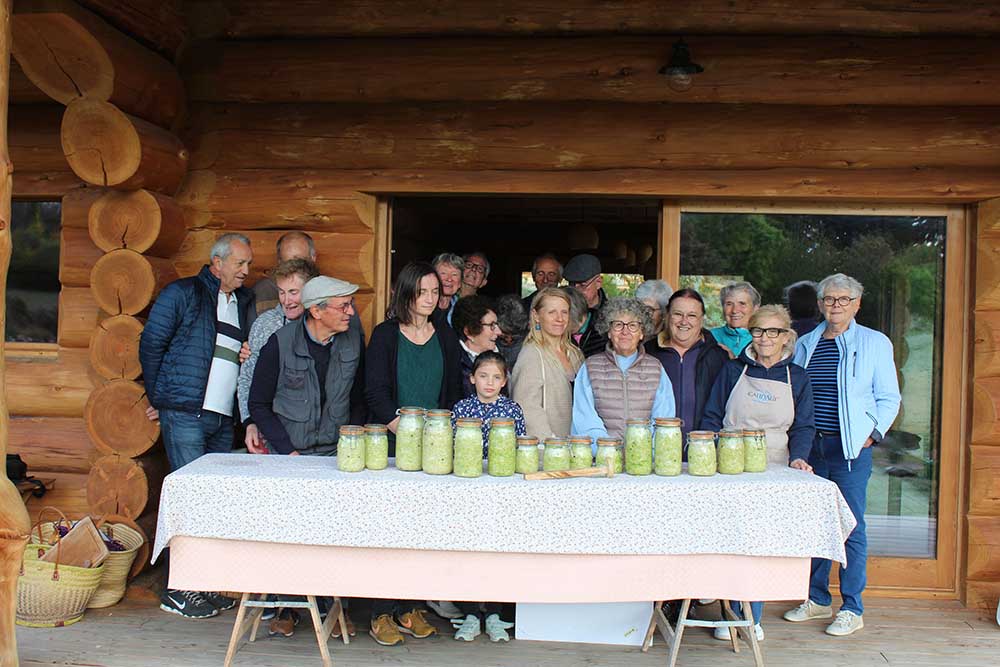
[{"xmin": 510, "ymin": 340, "xmax": 579, "ymax": 440}]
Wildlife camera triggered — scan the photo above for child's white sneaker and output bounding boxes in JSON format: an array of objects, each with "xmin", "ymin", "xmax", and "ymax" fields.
[
  {"xmin": 485, "ymin": 613, "xmax": 514, "ymax": 642},
  {"xmin": 452, "ymin": 615, "xmax": 481, "ymax": 641}
]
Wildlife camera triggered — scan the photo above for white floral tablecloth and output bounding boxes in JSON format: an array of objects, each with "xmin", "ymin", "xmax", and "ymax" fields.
[{"xmin": 154, "ymin": 453, "xmax": 856, "ymax": 565}]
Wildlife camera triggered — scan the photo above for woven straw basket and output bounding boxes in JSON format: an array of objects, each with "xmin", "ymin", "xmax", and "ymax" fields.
[
  {"xmin": 17, "ymin": 543, "xmax": 105, "ymax": 627},
  {"xmin": 87, "ymin": 522, "xmax": 143, "ymax": 608}
]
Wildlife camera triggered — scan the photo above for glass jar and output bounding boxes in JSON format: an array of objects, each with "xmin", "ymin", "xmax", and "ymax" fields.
[
  {"xmin": 487, "ymin": 419, "xmax": 517, "ymax": 477},
  {"xmin": 453, "ymin": 418, "xmax": 484, "ymax": 478},
  {"xmin": 594, "ymin": 438, "xmax": 624, "ymax": 473},
  {"xmin": 717, "ymin": 429, "xmax": 745, "ymax": 474},
  {"xmin": 542, "ymin": 437, "xmax": 571, "ymax": 472},
  {"xmin": 363, "ymin": 424, "xmax": 389, "ymax": 470},
  {"xmin": 337, "ymin": 425, "xmax": 366, "ymax": 472},
  {"xmin": 687, "ymin": 430, "xmax": 717, "ymax": 476},
  {"xmin": 422, "ymin": 409, "xmax": 453, "ymax": 475},
  {"xmin": 653, "ymin": 417, "xmax": 683, "ymax": 477},
  {"xmin": 568, "ymin": 436, "xmax": 593, "ymax": 470},
  {"xmin": 743, "ymin": 429, "xmax": 768, "ymax": 473},
  {"xmin": 395, "ymin": 407, "xmax": 425, "ymax": 471},
  {"xmin": 515, "ymin": 436, "xmax": 540, "ymax": 474},
  {"xmin": 624, "ymin": 418, "xmax": 653, "ymax": 476}
]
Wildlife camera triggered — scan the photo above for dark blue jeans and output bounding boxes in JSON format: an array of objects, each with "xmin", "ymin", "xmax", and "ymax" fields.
[
  {"xmin": 808, "ymin": 434, "xmax": 872, "ymax": 615},
  {"xmin": 160, "ymin": 409, "xmax": 234, "ymax": 472}
]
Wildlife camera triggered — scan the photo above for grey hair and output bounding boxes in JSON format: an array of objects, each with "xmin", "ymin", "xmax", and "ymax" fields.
[
  {"xmin": 432, "ymin": 252, "xmax": 465, "ymax": 273},
  {"xmin": 596, "ymin": 297, "xmax": 655, "ymax": 337},
  {"xmin": 561, "ymin": 286, "xmax": 590, "ymax": 332},
  {"xmin": 496, "ymin": 294, "xmax": 528, "ymax": 336},
  {"xmin": 817, "ymin": 273, "xmax": 864, "ymax": 299},
  {"xmin": 209, "ymin": 233, "xmax": 251, "ymax": 261},
  {"xmin": 463, "ymin": 251, "xmax": 491, "ymax": 278},
  {"xmin": 719, "ymin": 281, "xmax": 761, "ymax": 308},
  {"xmin": 276, "ymin": 231, "xmax": 316, "ymax": 259},
  {"xmin": 635, "ymin": 280, "xmax": 674, "ymax": 309},
  {"xmin": 532, "ymin": 252, "xmax": 563, "ymax": 278}
]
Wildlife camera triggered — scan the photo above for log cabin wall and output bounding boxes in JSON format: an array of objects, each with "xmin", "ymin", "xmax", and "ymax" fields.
[{"xmin": 5, "ymin": 1, "xmax": 1000, "ymax": 605}]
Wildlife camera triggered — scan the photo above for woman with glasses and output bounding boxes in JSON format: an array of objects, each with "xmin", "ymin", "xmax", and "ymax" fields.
[
  {"xmin": 701, "ymin": 303, "xmax": 816, "ymax": 642},
  {"xmin": 571, "ymin": 297, "xmax": 675, "ymax": 445},
  {"xmin": 451, "ymin": 295, "xmax": 502, "ymax": 397},
  {"xmin": 783, "ymin": 274, "xmax": 900, "ymax": 638}
]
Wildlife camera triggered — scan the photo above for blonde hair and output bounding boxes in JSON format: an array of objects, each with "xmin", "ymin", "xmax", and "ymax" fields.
[
  {"xmin": 748, "ymin": 304, "xmax": 797, "ymax": 357},
  {"xmin": 527, "ymin": 287, "xmax": 584, "ymax": 367}
]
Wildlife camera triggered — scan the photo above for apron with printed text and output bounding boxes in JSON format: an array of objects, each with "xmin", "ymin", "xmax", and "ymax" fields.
[{"xmin": 722, "ymin": 365, "xmax": 795, "ymax": 465}]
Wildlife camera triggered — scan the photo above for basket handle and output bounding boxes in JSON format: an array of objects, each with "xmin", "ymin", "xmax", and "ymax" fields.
[{"xmin": 32, "ymin": 506, "xmax": 71, "ymax": 546}]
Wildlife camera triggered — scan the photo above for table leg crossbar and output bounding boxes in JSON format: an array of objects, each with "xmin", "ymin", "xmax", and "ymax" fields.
[
  {"xmin": 224, "ymin": 593, "xmax": 349, "ymax": 667},
  {"xmin": 642, "ymin": 599, "xmax": 764, "ymax": 667}
]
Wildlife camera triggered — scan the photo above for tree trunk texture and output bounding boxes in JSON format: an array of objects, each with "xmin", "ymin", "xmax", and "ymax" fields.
[
  {"xmin": 84, "ymin": 378, "xmax": 158, "ymax": 458},
  {"xmin": 58, "ymin": 225, "xmax": 103, "ymax": 287},
  {"xmin": 86, "ymin": 452, "xmax": 166, "ymax": 520},
  {"xmin": 76, "ymin": 0, "xmax": 185, "ymax": 58},
  {"xmin": 184, "ymin": 36, "xmax": 1000, "ymax": 106},
  {"xmin": 88, "ymin": 313, "xmax": 143, "ymax": 380},
  {"xmin": 88, "ymin": 189, "xmax": 186, "ymax": 256},
  {"xmin": 12, "ymin": 0, "xmax": 184, "ymax": 128},
  {"xmin": 189, "ymin": 1, "xmax": 1000, "ymax": 39},
  {"xmin": 8, "ymin": 416, "xmax": 95, "ymax": 474},
  {"xmin": 89, "ymin": 247, "xmax": 177, "ymax": 315},
  {"xmin": 61, "ymin": 98, "xmax": 188, "ymax": 193},
  {"xmin": 6, "ymin": 348, "xmax": 97, "ymax": 417},
  {"xmin": 188, "ymin": 103, "xmax": 1000, "ymax": 172},
  {"xmin": 57, "ymin": 286, "xmax": 104, "ymax": 348}
]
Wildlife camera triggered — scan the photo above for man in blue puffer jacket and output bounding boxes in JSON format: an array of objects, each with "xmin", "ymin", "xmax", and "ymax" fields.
[{"xmin": 139, "ymin": 232, "xmax": 255, "ymax": 620}]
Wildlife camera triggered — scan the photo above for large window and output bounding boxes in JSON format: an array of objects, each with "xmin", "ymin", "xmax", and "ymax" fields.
[
  {"xmin": 680, "ymin": 211, "xmax": 946, "ymax": 559},
  {"xmin": 6, "ymin": 201, "xmax": 60, "ymax": 344}
]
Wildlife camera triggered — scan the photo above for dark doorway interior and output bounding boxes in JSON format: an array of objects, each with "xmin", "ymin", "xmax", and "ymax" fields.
[{"xmin": 391, "ymin": 196, "xmax": 660, "ymax": 298}]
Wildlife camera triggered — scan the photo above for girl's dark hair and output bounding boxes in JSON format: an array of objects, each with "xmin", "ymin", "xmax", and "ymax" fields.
[
  {"xmin": 472, "ymin": 350, "xmax": 508, "ymax": 376},
  {"xmin": 667, "ymin": 288, "xmax": 706, "ymax": 314},
  {"xmin": 386, "ymin": 261, "xmax": 440, "ymax": 325},
  {"xmin": 451, "ymin": 295, "xmax": 495, "ymax": 341}
]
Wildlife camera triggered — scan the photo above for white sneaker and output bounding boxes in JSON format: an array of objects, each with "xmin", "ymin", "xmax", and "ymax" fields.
[
  {"xmin": 485, "ymin": 613, "xmax": 514, "ymax": 642},
  {"xmin": 427, "ymin": 600, "xmax": 464, "ymax": 619},
  {"xmin": 453, "ymin": 615, "xmax": 481, "ymax": 641},
  {"xmin": 713, "ymin": 623, "xmax": 763, "ymax": 641},
  {"xmin": 783, "ymin": 600, "xmax": 833, "ymax": 622},
  {"xmin": 698, "ymin": 598, "xmax": 717, "ymax": 605},
  {"xmin": 825, "ymin": 610, "xmax": 864, "ymax": 636}
]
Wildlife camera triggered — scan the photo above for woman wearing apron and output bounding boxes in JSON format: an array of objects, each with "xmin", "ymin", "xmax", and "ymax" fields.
[{"xmin": 700, "ymin": 304, "xmax": 817, "ymax": 641}]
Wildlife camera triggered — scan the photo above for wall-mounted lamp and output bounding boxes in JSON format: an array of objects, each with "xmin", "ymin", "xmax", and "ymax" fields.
[{"xmin": 659, "ymin": 39, "xmax": 703, "ymax": 93}]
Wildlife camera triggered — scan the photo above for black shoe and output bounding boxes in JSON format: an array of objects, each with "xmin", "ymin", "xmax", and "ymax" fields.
[
  {"xmin": 160, "ymin": 589, "xmax": 219, "ymax": 619},
  {"xmin": 202, "ymin": 591, "xmax": 238, "ymax": 611}
]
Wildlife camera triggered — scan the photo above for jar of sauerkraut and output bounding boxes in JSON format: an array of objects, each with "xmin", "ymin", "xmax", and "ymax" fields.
[
  {"xmin": 363, "ymin": 424, "xmax": 389, "ymax": 470},
  {"xmin": 624, "ymin": 418, "xmax": 653, "ymax": 476},
  {"xmin": 487, "ymin": 419, "xmax": 517, "ymax": 477},
  {"xmin": 594, "ymin": 438, "xmax": 624, "ymax": 473},
  {"xmin": 422, "ymin": 409, "xmax": 453, "ymax": 475},
  {"xmin": 395, "ymin": 407, "xmax": 425, "ymax": 471},
  {"xmin": 653, "ymin": 417, "xmax": 683, "ymax": 476},
  {"xmin": 687, "ymin": 430, "xmax": 717, "ymax": 476},
  {"xmin": 453, "ymin": 418, "xmax": 484, "ymax": 478},
  {"xmin": 568, "ymin": 436, "xmax": 593, "ymax": 470},
  {"xmin": 515, "ymin": 436, "xmax": 540, "ymax": 474},
  {"xmin": 717, "ymin": 429, "xmax": 745, "ymax": 474},
  {"xmin": 743, "ymin": 429, "xmax": 768, "ymax": 473},
  {"xmin": 542, "ymin": 437, "xmax": 570, "ymax": 472},
  {"xmin": 337, "ymin": 425, "xmax": 366, "ymax": 472}
]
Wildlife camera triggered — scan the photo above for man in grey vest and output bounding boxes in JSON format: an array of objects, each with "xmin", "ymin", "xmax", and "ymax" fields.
[{"xmin": 248, "ymin": 275, "xmax": 366, "ymax": 456}]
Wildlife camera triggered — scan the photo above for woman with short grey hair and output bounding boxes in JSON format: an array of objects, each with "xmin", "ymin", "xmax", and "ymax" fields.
[
  {"xmin": 711, "ymin": 280, "xmax": 761, "ymax": 357},
  {"xmin": 635, "ymin": 279, "xmax": 673, "ymax": 340},
  {"xmin": 570, "ymin": 297, "xmax": 675, "ymax": 447},
  {"xmin": 783, "ymin": 273, "xmax": 901, "ymax": 638}
]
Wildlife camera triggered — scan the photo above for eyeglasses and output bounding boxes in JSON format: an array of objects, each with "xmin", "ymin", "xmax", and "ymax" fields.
[
  {"xmin": 749, "ymin": 327, "xmax": 787, "ymax": 339},
  {"xmin": 464, "ymin": 263, "xmax": 486, "ymax": 275},
  {"xmin": 327, "ymin": 298, "xmax": 355, "ymax": 314},
  {"xmin": 821, "ymin": 295, "xmax": 858, "ymax": 307},
  {"xmin": 480, "ymin": 321, "xmax": 501, "ymax": 331},
  {"xmin": 570, "ymin": 275, "xmax": 599, "ymax": 289},
  {"xmin": 610, "ymin": 320, "xmax": 642, "ymax": 333}
]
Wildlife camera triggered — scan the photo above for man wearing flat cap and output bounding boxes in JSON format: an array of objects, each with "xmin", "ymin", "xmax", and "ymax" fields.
[
  {"xmin": 564, "ymin": 253, "xmax": 609, "ymax": 358},
  {"xmin": 248, "ymin": 275, "xmax": 366, "ymax": 456}
]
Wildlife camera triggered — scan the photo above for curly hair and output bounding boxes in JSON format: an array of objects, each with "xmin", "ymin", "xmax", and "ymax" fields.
[
  {"xmin": 496, "ymin": 294, "xmax": 528, "ymax": 337},
  {"xmin": 270, "ymin": 258, "xmax": 319, "ymax": 283},
  {"xmin": 451, "ymin": 295, "xmax": 496, "ymax": 341},
  {"xmin": 596, "ymin": 297, "xmax": 655, "ymax": 337}
]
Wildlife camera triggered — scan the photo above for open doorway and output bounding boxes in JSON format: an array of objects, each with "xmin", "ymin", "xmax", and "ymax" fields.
[{"xmin": 390, "ymin": 196, "xmax": 661, "ymax": 298}]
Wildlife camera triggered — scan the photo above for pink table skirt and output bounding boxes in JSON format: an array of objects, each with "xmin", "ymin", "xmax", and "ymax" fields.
[{"xmin": 169, "ymin": 537, "xmax": 809, "ymax": 603}]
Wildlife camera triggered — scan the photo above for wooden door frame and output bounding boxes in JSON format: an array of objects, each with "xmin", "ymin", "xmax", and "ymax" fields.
[{"xmin": 660, "ymin": 200, "xmax": 971, "ymax": 598}]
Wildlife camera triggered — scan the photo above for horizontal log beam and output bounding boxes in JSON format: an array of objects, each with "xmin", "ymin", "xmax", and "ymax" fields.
[
  {"xmin": 9, "ymin": 104, "xmax": 65, "ymax": 172},
  {"xmin": 973, "ymin": 377, "xmax": 1000, "ymax": 445},
  {"xmin": 184, "ymin": 36, "xmax": 1000, "ymax": 106},
  {"xmin": 57, "ymin": 286, "xmax": 103, "ymax": 348},
  {"xmin": 77, "ymin": 0, "xmax": 184, "ymax": 58},
  {"xmin": 10, "ymin": 59, "xmax": 47, "ymax": 103},
  {"xmin": 970, "ymin": 446, "xmax": 1000, "ymax": 515},
  {"xmin": 7, "ymin": 347, "xmax": 98, "ymax": 417},
  {"xmin": 22, "ymin": 471, "xmax": 91, "ymax": 519},
  {"xmin": 189, "ymin": 103, "xmax": 1000, "ymax": 172},
  {"xmin": 8, "ymin": 416, "xmax": 95, "ymax": 474},
  {"xmin": 188, "ymin": 1, "xmax": 1000, "ymax": 38},
  {"xmin": 976, "ymin": 232, "xmax": 1000, "ymax": 310},
  {"xmin": 58, "ymin": 225, "xmax": 102, "ymax": 287},
  {"xmin": 12, "ymin": 170, "xmax": 81, "ymax": 197}
]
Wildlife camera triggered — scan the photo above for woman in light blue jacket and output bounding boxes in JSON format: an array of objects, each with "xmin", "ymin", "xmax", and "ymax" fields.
[{"xmin": 783, "ymin": 273, "xmax": 901, "ymax": 638}]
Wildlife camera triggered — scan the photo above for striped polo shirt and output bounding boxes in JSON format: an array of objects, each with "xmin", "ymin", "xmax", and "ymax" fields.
[
  {"xmin": 807, "ymin": 337, "xmax": 841, "ymax": 433},
  {"xmin": 202, "ymin": 292, "xmax": 242, "ymax": 417}
]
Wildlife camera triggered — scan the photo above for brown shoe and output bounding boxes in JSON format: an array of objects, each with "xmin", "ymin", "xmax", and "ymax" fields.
[
  {"xmin": 397, "ymin": 609, "xmax": 437, "ymax": 638},
  {"xmin": 268, "ymin": 609, "xmax": 300, "ymax": 638},
  {"xmin": 370, "ymin": 614, "xmax": 404, "ymax": 646},
  {"xmin": 331, "ymin": 613, "xmax": 356, "ymax": 638}
]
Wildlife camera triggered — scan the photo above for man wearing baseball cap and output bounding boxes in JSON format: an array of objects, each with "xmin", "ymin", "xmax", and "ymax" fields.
[
  {"xmin": 564, "ymin": 253, "xmax": 609, "ymax": 358},
  {"xmin": 248, "ymin": 275, "xmax": 367, "ymax": 457}
]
